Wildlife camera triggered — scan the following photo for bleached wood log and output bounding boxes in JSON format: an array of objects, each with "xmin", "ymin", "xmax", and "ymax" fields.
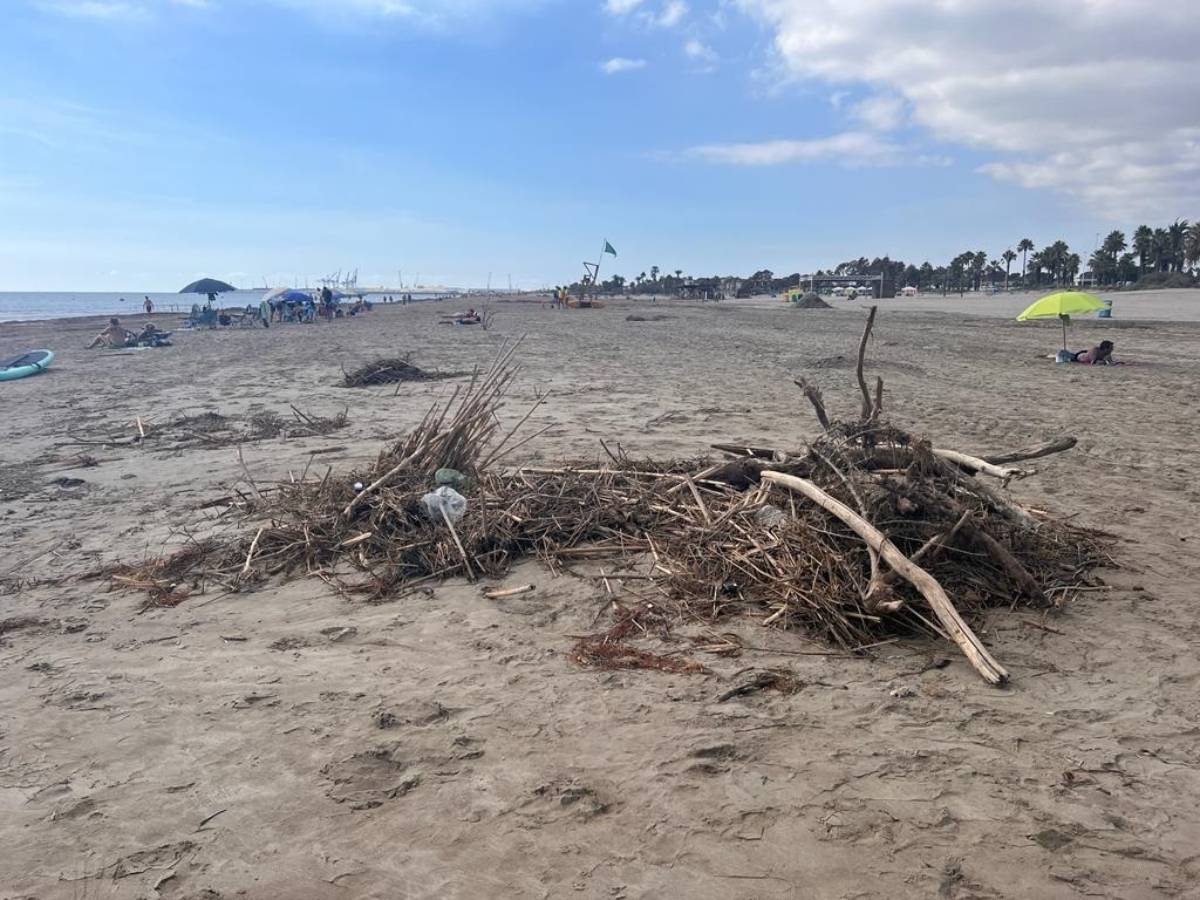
[{"xmin": 933, "ymin": 448, "xmax": 1025, "ymax": 480}]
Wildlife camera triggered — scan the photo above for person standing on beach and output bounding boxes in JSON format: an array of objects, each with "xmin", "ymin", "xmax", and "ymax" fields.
[{"xmin": 143, "ymin": 296, "xmax": 153, "ymax": 315}]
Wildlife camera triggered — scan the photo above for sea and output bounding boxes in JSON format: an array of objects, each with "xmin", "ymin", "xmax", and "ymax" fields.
[{"xmin": 0, "ymin": 290, "xmax": 449, "ymax": 323}]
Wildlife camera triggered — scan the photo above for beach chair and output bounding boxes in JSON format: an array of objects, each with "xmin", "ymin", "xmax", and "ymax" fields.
[
  {"xmin": 182, "ymin": 304, "xmax": 219, "ymax": 329},
  {"xmin": 236, "ymin": 305, "xmax": 263, "ymax": 328}
]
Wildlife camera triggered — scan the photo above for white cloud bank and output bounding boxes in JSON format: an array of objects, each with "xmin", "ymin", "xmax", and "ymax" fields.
[
  {"xmin": 727, "ymin": 0, "xmax": 1200, "ymax": 218},
  {"xmin": 690, "ymin": 131, "xmax": 912, "ymax": 168},
  {"xmin": 33, "ymin": 0, "xmax": 543, "ymax": 28},
  {"xmin": 601, "ymin": 56, "xmax": 647, "ymax": 74}
]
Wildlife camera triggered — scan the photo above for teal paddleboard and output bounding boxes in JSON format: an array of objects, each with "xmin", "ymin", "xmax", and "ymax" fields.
[{"xmin": 0, "ymin": 349, "xmax": 54, "ymax": 381}]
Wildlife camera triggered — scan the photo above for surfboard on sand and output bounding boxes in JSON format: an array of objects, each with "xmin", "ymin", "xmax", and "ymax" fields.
[{"xmin": 0, "ymin": 349, "xmax": 55, "ymax": 381}]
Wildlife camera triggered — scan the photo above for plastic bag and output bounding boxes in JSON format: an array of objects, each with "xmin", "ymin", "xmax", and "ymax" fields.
[{"xmin": 421, "ymin": 486, "xmax": 467, "ymax": 524}]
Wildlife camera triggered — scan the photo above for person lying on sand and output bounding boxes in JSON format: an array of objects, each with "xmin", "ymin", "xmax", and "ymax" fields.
[
  {"xmin": 1073, "ymin": 340, "xmax": 1116, "ymax": 365},
  {"xmin": 132, "ymin": 322, "xmax": 173, "ymax": 347},
  {"xmin": 86, "ymin": 317, "xmax": 134, "ymax": 349},
  {"xmin": 439, "ymin": 308, "xmax": 481, "ymax": 325}
]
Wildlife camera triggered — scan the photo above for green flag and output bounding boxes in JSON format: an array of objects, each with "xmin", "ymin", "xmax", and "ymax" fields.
[{"xmin": 603, "ymin": 241, "xmax": 617, "ymax": 257}]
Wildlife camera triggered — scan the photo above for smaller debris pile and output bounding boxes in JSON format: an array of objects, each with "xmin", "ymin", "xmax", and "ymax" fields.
[
  {"xmin": 791, "ymin": 292, "xmax": 832, "ymax": 309},
  {"xmin": 342, "ymin": 357, "xmax": 465, "ymax": 388},
  {"xmin": 61, "ymin": 406, "xmax": 347, "ymax": 451}
]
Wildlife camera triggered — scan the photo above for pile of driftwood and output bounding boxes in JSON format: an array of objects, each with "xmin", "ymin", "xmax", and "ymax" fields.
[
  {"xmin": 342, "ymin": 357, "xmax": 465, "ymax": 388},
  {"xmin": 113, "ymin": 324, "xmax": 1107, "ymax": 683}
]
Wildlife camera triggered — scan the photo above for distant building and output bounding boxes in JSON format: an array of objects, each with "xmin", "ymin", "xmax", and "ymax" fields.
[{"xmin": 678, "ymin": 277, "xmax": 724, "ymax": 300}]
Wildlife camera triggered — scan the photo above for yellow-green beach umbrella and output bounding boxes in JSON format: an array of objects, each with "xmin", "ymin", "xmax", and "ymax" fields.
[{"xmin": 1016, "ymin": 290, "xmax": 1107, "ymax": 350}]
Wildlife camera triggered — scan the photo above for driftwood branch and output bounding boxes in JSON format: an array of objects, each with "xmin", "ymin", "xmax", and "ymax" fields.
[
  {"xmin": 877, "ymin": 509, "xmax": 973, "ymax": 598},
  {"xmin": 761, "ymin": 471, "xmax": 1009, "ymax": 684},
  {"xmin": 963, "ymin": 522, "xmax": 1045, "ymax": 600},
  {"xmin": 341, "ymin": 449, "xmax": 421, "ymax": 519},
  {"xmin": 811, "ymin": 448, "xmax": 887, "ymax": 608},
  {"xmin": 983, "ymin": 436, "xmax": 1077, "ymax": 466},
  {"xmin": 794, "ymin": 378, "xmax": 831, "ymax": 431},
  {"xmin": 933, "ymin": 448, "xmax": 1025, "ymax": 480},
  {"xmin": 856, "ymin": 306, "xmax": 878, "ymax": 421},
  {"xmin": 957, "ymin": 473, "xmax": 1038, "ymax": 529}
]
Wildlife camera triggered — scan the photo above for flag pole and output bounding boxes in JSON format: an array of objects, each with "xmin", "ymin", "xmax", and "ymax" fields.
[{"xmin": 590, "ymin": 241, "xmax": 607, "ymax": 302}]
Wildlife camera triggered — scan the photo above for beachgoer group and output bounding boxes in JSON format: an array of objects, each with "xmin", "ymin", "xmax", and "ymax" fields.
[{"xmin": 86, "ymin": 318, "xmax": 172, "ymax": 349}]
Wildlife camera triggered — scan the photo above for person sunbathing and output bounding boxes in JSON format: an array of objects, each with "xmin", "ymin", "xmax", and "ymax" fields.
[
  {"xmin": 1073, "ymin": 340, "xmax": 1115, "ymax": 365},
  {"xmin": 133, "ymin": 322, "xmax": 172, "ymax": 347},
  {"xmin": 87, "ymin": 318, "xmax": 134, "ymax": 349}
]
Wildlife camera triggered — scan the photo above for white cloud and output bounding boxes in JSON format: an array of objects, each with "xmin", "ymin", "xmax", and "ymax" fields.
[
  {"xmin": 656, "ymin": 0, "xmax": 686, "ymax": 27},
  {"xmin": 35, "ymin": 1, "xmax": 146, "ymax": 18},
  {"xmin": 732, "ymin": 0, "xmax": 1200, "ymax": 218},
  {"xmin": 601, "ymin": 56, "xmax": 647, "ymax": 74},
  {"xmin": 268, "ymin": 0, "xmax": 546, "ymax": 27},
  {"xmin": 610, "ymin": 0, "xmax": 686, "ymax": 28},
  {"xmin": 850, "ymin": 94, "xmax": 904, "ymax": 132},
  {"xmin": 33, "ymin": 0, "xmax": 544, "ymax": 28},
  {"xmin": 683, "ymin": 38, "xmax": 717, "ymax": 67},
  {"xmin": 689, "ymin": 131, "xmax": 908, "ymax": 167}
]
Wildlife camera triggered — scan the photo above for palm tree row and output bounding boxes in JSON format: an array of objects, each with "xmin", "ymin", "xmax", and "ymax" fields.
[{"xmin": 588, "ymin": 218, "xmax": 1200, "ymax": 297}]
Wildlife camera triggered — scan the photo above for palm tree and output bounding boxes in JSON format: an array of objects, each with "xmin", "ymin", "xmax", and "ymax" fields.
[
  {"xmin": 970, "ymin": 251, "xmax": 987, "ymax": 291},
  {"xmin": 650, "ymin": 266, "xmax": 659, "ymax": 284},
  {"xmin": 1017, "ymin": 238, "xmax": 1034, "ymax": 287},
  {"xmin": 1045, "ymin": 240, "xmax": 1071, "ymax": 284},
  {"xmin": 1133, "ymin": 225, "xmax": 1153, "ymax": 276},
  {"xmin": 1090, "ymin": 230, "xmax": 1127, "ymax": 285},
  {"xmin": 949, "ymin": 252, "xmax": 972, "ymax": 295},
  {"xmin": 1167, "ymin": 220, "xmax": 1190, "ymax": 272},
  {"xmin": 1026, "ymin": 250, "xmax": 1044, "ymax": 287},
  {"xmin": 1064, "ymin": 252, "xmax": 1081, "ymax": 284},
  {"xmin": 1152, "ymin": 228, "xmax": 1171, "ymax": 272},
  {"xmin": 1001, "ymin": 249, "xmax": 1017, "ymax": 290},
  {"xmin": 1101, "ymin": 230, "xmax": 1126, "ymax": 259},
  {"xmin": 1186, "ymin": 222, "xmax": 1200, "ymax": 272}
]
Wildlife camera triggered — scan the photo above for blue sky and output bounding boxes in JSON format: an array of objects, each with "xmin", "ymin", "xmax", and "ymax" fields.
[{"xmin": 1, "ymin": 0, "xmax": 1196, "ymax": 291}]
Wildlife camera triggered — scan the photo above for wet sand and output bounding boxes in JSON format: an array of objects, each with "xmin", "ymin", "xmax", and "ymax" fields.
[{"xmin": 2, "ymin": 294, "xmax": 1199, "ymax": 898}]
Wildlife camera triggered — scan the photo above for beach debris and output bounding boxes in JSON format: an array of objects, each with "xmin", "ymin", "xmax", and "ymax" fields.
[
  {"xmin": 483, "ymin": 584, "xmax": 536, "ymax": 600},
  {"xmin": 57, "ymin": 405, "xmax": 347, "ymax": 451},
  {"xmin": 105, "ymin": 328, "xmax": 1107, "ymax": 684},
  {"xmin": 435, "ymin": 467, "xmax": 466, "ymax": 488},
  {"xmin": 341, "ymin": 357, "xmax": 464, "ymax": 388},
  {"xmin": 791, "ymin": 292, "xmax": 832, "ymax": 309},
  {"xmin": 421, "ymin": 486, "xmax": 467, "ymax": 524}
]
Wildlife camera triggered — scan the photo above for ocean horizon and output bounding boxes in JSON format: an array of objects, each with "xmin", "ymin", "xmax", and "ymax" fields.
[{"xmin": 0, "ymin": 289, "xmax": 454, "ymax": 323}]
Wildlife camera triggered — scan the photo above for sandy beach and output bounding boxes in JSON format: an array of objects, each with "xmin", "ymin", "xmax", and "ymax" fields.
[{"xmin": 3, "ymin": 294, "xmax": 1200, "ymax": 899}]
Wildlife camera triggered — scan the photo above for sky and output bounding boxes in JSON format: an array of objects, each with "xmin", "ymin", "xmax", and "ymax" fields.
[{"xmin": 1, "ymin": 0, "xmax": 1197, "ymax": 291}]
